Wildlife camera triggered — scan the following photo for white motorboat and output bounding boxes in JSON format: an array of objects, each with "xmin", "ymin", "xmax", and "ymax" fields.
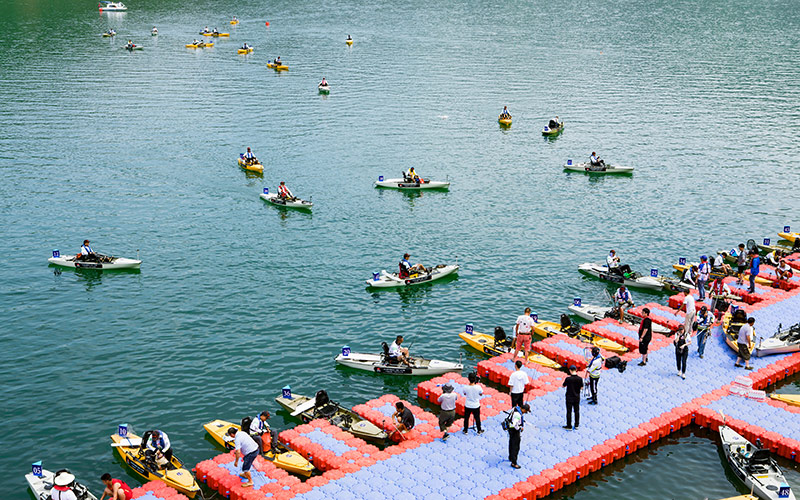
[
  {"xmin": 578, "ymin": 262, "xmax": 664, "ymax": 290},
  {"xmin": 567, "ymin": 302, "xmax": 671, "ymax": 335},
  {"xmin": 374, "ymin": 176, "xmax": 450, "ymax": 190},
  {"xmin": 755, "ymin": 322, "xmax": 800, "ymax": 357},
  {"xmin": 99, "ymin": 1, "xmax": 127, "ymax": 11},
  {"xmin": 48, "ymin": 250, "xmax": 141, "ymax": 270},
  {"xmin": 719, "ymin": 425, "xmax": 795, "ymax": 500},
  {"xmin": 563, "ymin": 160, "xmax": 634, "ymax": 174},
  {"xmin": 335, "ymin": 347, "xmax": 463, "ymax": 376},
  {"xmin": 366, "ymin": 264, "xmax": 458, "ymax": 288},
  {"xmin": 26, "ymin": 466, "xmax": 97, "ymax": 500},
  {"xmin": 318, "ymin": 83, "xmax": 330, "ymax": 94},
  {"xmin": 260, "ymin": 189, "xmax": 312, "ymax": 210}
]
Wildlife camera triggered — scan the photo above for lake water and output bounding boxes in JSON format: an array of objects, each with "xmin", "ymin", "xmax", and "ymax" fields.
[{"xmin": 1, "ymin": 0, "xmax": 798, "ymax": 497}]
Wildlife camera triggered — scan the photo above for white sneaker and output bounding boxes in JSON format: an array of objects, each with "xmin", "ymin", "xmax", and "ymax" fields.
[
  {"xmin": 681, "ymin": 373, "xmax": 686, "ymax": 379},
  {"xmin": 677, "ymin": 370, "xmax": 682, "ymax": 376}
]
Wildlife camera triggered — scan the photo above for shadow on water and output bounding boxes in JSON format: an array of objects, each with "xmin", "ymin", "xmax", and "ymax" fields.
[
  {"xmin": 50, "ymin": 265, "xmax": 141, "ymax": 290},
  {"xmin": 368, "ymin": 274, "xmax": 459, "ymax": 305}
]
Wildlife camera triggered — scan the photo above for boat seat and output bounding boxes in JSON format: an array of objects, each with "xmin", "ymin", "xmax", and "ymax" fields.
[
  {"xmin": 381, "ymin": 342, "xmax": 399, "ymax": 365},
  {"xmin": 493, "ymin": 326, "xmax": 512, "ymax": 348}
]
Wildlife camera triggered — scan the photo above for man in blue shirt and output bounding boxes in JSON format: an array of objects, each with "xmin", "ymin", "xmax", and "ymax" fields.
[{"xmin": 749, "ymin": 249, "xmax": 760, "ymax": 293}]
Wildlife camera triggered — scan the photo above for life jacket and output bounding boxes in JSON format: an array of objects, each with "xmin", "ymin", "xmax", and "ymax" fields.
[
  {"xmin": 399, "ymin": 260, "xmax": 410, "ymax": 278},
  {"xmin": 278, "ymin": 185, "xmax": 290, "ymax": 197}
]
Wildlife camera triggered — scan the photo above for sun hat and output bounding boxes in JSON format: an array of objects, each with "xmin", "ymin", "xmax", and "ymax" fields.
[{"xmin": 53, "ymin": 471, "xmax": 75, "ymax": 491}]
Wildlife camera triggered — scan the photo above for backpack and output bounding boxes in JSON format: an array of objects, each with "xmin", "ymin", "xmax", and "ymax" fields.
[
  {"xmin": 501, "ymin": 407, "xmax": 520, "ymax": 431},
  {"xmin": 241, "ymin": 416, "xmax": 253, "ymax": 433}
]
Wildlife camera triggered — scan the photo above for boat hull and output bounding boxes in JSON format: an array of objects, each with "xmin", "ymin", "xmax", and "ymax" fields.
[
  {"xmin": 564, "ymin": 162, "xmax": 634, "ymax": 174},
  {"xmin": 374, "ymin": 178, "xmax": 450, "ymax": 190},
  {"xmin": 110, "ymin": 433, "xmax": 199, "ymax": 498},
  {"xmin": 260, "ymin": 193, "xmax": 312, "ymax": 209},
  {"xmin": 48, "ymin": 255, "xmax": 141, "ymax": 269},
  {"xmin": 26, "ymin": 469, "xmax": 98, "ymax": 500},
  {"xmin": 578, "ymin": 263, "xmax": 664, "ymax": 290},
  {"xmin": 366, "ymin": 264, "xmax": 458, "ymax": 288},
  {"xmin": 273, "ymin": 393, "xmax": 387, "ymax": 442},
  {"xmin": 335, "ymin": 352, "xmax": 463, "ymax": 376},
  {"xmin": 459, "ymin": 330, "xmax": 562, "ymax": 369}
]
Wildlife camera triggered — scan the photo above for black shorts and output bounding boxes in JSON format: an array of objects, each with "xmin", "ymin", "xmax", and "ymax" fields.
[
  {"xmin": 737, "ymin": 343, "xmax": 751, "ymax": 360},
  {"xmin": 737, "ymin": 265, "xmax": 747, "ymax": 274}
]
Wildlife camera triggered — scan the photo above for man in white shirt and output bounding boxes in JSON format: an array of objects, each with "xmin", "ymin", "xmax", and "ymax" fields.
[
  {"xmin": 683, "ymin": 293, "xmax": 696, "ymax": 335},
  {"xmin": 507, "ymin": 360, "xmax": 529, "ymax": 408},
  {"xmin": 606, "ymin": 250, "xmax": 620, "ymax": 271},
  {"xmin": 227, "ymin": 427, "xmax": 259, "ymax": 488},
  {"xmin": 388, "ymin": 335, "xmax": 411, "ymax": 366},
  {"xmin": 713, "ymin": 253, "xmax": 731, "ymax": 275},
  {"xmin": 735, "ymin": 317, "xmax": 755, "ymax": 370},
  {"xmin": 513, "ymin": 307, "xmax": 535, "ymax": 361}
]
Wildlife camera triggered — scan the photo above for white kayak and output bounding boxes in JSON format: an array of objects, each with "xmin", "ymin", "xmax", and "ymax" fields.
[
  {"xmin": 567, "ymin": 303, "xmax": 671, "ymax": 335},
  {"xmin": 563, "ymin": 161, "xmax": 634, "ymax": 174},
  {"xmin": 578, "ymin": 262, "xmax": 664, "ymax": 290},
  {"xmin": 719, "ymin": 425, "xmax": 796, "ymax": 500},
  {"xmin": 366, "ymin": 264, "xmax": 458, "ymax": 288},
  {"xmin": 374, "ymin": 178, "xmax": 450, "ymax": 190},
  {"xmin": 335, "ymin": 351, "xmax": 463, "ymax": 376},
  {"xmin": 48, "ymin": 252, "xmax": 141, "ymax": 270},
  {"xmin": 318, "ymin": 84, "xmax": 330, "ymax": 93},
  {"xmin": 26, "ymin": 467, "xmax": 98, "ymax": 500},
  {"xmin": 260, "ymin": 191, "xmax": 313, "ymax": 209},
  {"xmin": 755, "ymin": 322, "xmax": 800, "ymax": 357}
]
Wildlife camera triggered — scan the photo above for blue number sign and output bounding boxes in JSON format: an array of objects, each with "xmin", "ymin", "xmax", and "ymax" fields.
[
  {"xmin": 650, "ymin": 268, "xmax": 658, "ymax": 277},
  {"xmin": 465, "ymin": 324, "xmax": 473, "ymax": 334},
  {"xmin": 573, "ymin": 297, "xmax": 582, "ymax": 307},
  {"xmin": 282, "ymin": 386, "xmax": 292, "ymax": 399},
  {"xmin": 118, "ymin": 424, "xmax": 128, "ymax": 437},
  {"xmin": 373, "ymin": 272, "xmax": 380, "ymax": 281},
  {"xmin": 567, "ymin": 159, "xmax": 573, "ymax": 166},
  {"xmin": 32, "ymin": 461, "xmax": 43, "ymax": 477},
  {"xmin": 52, "ymin": 249, "xmax": 60, "ymax": 258},
  {"xmin": 263, "ymin": 187, "xmax": 269, "ymax": 194},
  {"xmin": 784, "ymin": 226, "xmax": 791, "ymax": 233},
  {"xmin": 342, "ymin": 345, "xmax": 350, "ymax": 357},
  {"xmin": 764, "ymin": 238, "xmax": 771, "ymax": 246},
  {"xmin": 531, "ymin": 313, "xmax": 538, "ymax": 323},
  {"xmin": 679, "ymin": 257, "xmax": 686, "ymax": 266},
  {"xmin": 378, "ymin": 176, "xmax": 384, "ymax": 182}
]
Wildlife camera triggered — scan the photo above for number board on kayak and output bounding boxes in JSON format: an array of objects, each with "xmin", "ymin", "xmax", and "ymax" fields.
[
  {"xmin": 374, "ymin": 366, "xmax": 412, "ymax": 375},
  {"xmin": 405, "ymin": 275, "xmax": 432, "ymax": 285}
]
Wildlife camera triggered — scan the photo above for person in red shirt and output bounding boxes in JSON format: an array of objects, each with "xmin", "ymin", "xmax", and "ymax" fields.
[{"xmin": 99, "ymin": 473, "xmax": 133, "ymax": 500}]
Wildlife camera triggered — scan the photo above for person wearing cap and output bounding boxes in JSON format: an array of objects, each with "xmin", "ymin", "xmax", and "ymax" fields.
[
  {"xmin": 277, "ymin": 181, "xmax": 294, "ymax": 200},
  {"xmin": 513, "ymin": 307, "xmax": 535, "ymax": 361},
  {"xmin": 50, "ymin": 471, "xmax": 77, "ymax": 500},
  {"xmin": 695, "ymin": 306, "xmax": 713, "ymax": 358},
  {"xmin": 776, "ymin": 259, "xmax": 794, "ymax": 281},
  {"xmin": 227, "ymin": 426, "xmax": 259, "ymax": 488},
  {"xmin": 683, "ymin": 293, "xmax": 696, "ymax": 338},
  {"xmin": 713, "ymin": 252, "xmax": 732, "ymax": 275},
  {"xmin": 735, "ymin": 243, "xmax": 748, "ymax": 284},
  {"xmin": 562, "ymin": 365, "xmax": 583, "ymax": 430},
  {"xmin": 459, "ymin": 372, "xmax": 484, "ymax": 435},
  {"xmin": 749, "ymin": 249, "xmax": 760, "ymax": 293},
  {"xmin": 243, "ymin": 147, "xmax": 257, "ymax": 165},
  {"xmin": 77, "ymin": 239, "xmax": 97, "ymax": 262},
  {"xmin": 735, "ymin": 317, "xmax": 755, "ymax": 370},
  {"xmin": 507, "ymin": 360, "xmax": 529, "ymax": 408},
  {"xmin": 586, "ymin": 347, "xmax": 603, "ymax": 405},
  {"xmin": 606, "ymin": 249, "xmax": 620, "ymax": 273},
  {"xmin": 674, "ymin": 325, "xmax": 690, "ymax": 379},
  {"xmin": 506, "ymin": 403, "xmax": 530, "ymax": 469},
  {"xmin": 697, "ymin": 256, "xmax": 711, "ymax": 300},
  {"xmin": 437, "ymin": 385, "xmax": 458, "ymax": 440},
  {"xmin": 249, "ymin": 411, "xmax": 272, "ymax": 454},
  {"xmin": 144, "ymin": 429, "xmax": 172, "ymax": 464},
  {"xmin": 637, "ymin": 307, "xmax": 653, "ymax": 366},
  {"xmin": 392, "ymin": 401, "xmax": 415, "ymax": 433},
  {"xmin": 613, "ymin": 285, "xmax": 633, "ymax": 324},
  {"xmin": 100, "ymin": 473, "xmax": 133, "ymax": 500}
]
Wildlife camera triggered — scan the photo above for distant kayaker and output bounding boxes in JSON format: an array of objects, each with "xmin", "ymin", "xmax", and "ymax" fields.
[
  {"xmin": 227, "ymin": 427, "xmax": 259, "ymax": 488},
  {"xmin": 77, "ymin": 239, "xmax": 97, "ymax": 262},
  {"xmin": 513, "ymin": 307, "xmax": 535, "ymax": 361},
  {"xmin": 275, "ymin": 56, "xmax": 282, "ymax": 64},
  {"xmin": 143, "ymin": 429, "xmax": 172, "ymax": 464},
  {"xmin": 192, "ymin": 39, "xmax": 201, "ymax": 46},
  {"xmin": 99, "ymin": 473, "xmax": 133, "ymax": 500},
  {"xmin": 407, "ymin": 166, "xmax": 420, "ymax": 183},
  {"xmin": 248, "ymin": 411, "xmax": 271, "ymax": 454},
  {"xmin": 637, "ymin": 307, "xmax": 652, "ymax": 366},
  {"xmin": 151, "ymin": 27, "xmax": 157, "ymax": 34},
  {"xmin": 202, "ymin": 26, "xmax": 210, "ymax": 33},
  {"xmin": 347, "ymin": 34, "xmax": 352, "ymax": 41},
  {"xmin": 277, "ymin": 181, "xmax": 294, "ymax": 200},
  {"xmin": 126, "ymin": 40, "xmax": 133, "ymax": 49},
  {"xmin": 388, "ymin": 335, "xmax": 412, "ymax": 366},
  {"xmin": 392, "ymin": 401, "xmax": 415, "ymax": 434},
  {"xmin": 590, "ymin": 152, "xmax": 604, "ymax": 167},
  {"xmin": 735, "ymin": 317, "xmax": 755, "ymax": 370},
  {"xmin": 320, "ymin": 77, "xmax": 328, "ymax": 86},
  {"xmin": 241, "ymin": 42, "xmax": 250, "ymax": 50},
  {"xmin": 51, "ymin": 471, "xmax": 78, "ymax": 500},
  {"xmin": 213, "ymin": 27, "xmax": 219, "ymax": 35},
  {"xmin": 613, "ymin": 285, "xmax": 633, "ymax": 324},
  {"xmin": 399, "ymin": 253, "xmax": 425, "ymax": 278},
  {"xmin": 697, "ymin": 256, "xmax": 711, "ymax": 300},
  {"xmin": 606, "ymin": 249, "xmax": 620, "ymax": 273},
  {"xmin": 500, "ymin": 106, "xmax": 510, "ymax": 118}
]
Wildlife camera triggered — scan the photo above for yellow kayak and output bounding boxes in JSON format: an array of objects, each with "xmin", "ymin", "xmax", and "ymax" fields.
[
  {"xmin": 718, "ymin": 496, "xmax": 758, "ymax": 500},
  {"xmin": 102, "ymin": 33, "xmax": 116, "ymax": 37},
  {"xmin": 238, "ymin": 157, "xmax": 264, "ymax": 172},
  {"xmin": 237, "ymin": 47, "xmax": 253, "ymax": 54},
  {"xmin": 458, "ymin": 329, "xmax": 562, "ymax": 369},
  {"xmin": 722, "ymin": 311, "xmax": 755, "ymax": 354},
  {"xmin": 769, "ymin": 393, "xmax": 800, "ymax": 407},
  {"xmin": 672, "ymin": 262, "xmax": 772, "ymax": 286},
  {"xmin": 498, "ymin": 114, "xmax": 512, "ymax": 126},
  {"xmin": 267, "ymin": 62, "xmax": 289, "ymax": 71},
  {"xmin": 346, "ymin": 39, "xmax": 353, "ymax": 45},
  {"xmin": 230, "ymin": 20, "xmax": 239, "ymax": 25},
  {"xmin": 110, "ymin": 432, "xmax": 199, "ymax": 498},
  {"xmin": 202, "ymin": 32, "xmax": 230, "ymax": 37},
  {"xmin": 533, "ymin": 320, "xmax": 628, "ymax": 354},
  {"xmin": 778, "ymin": 231, "xmax": 799, "ymax": 243},
  {"xmin": 185, "ymin": 42, "xmax": 213, "ymax": 48},
  {"xmin": 203, "ymin": 419, "xmax": 314, "ymax": 477}
]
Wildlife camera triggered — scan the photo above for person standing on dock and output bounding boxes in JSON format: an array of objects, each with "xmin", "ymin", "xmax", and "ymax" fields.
[
  {"xmin": 683, "ymin": 293, "xmax": 696, "ymax": 336},
  {"xmin": 637, "ymin": 307, "xmax": 653, "ymax": 366},
  {"xmin": 697, "ymin": 256, "xmax": 711, "ymax": 300},
  {"xmin": 460, "ymin": 372, "xmax": 484, "ymax": 434},
  {"xmin": 735, "ymin": 317, "xmax": 755, "ymax": 370},
  {"xmin": 674, "ymin": 325, "xmax": 690, "ymax": 379},
  {"xmin": 587, "ymin": 347, "xmax": 603, "ymax": 405},
  {"xmin": 735, "ymin": 243, "xmax": 747, "ymax": 284},
  {"xmin": 506, "ymin": 403, "xmax": 530, "ymax": 469},
  {"xmin": 513, "ymin": 307, "xmax": 535, "ymax": 361},
  {"xmin": 695, "ymin": 306, "xmax": 712, "ymax": 358},
  {"xmin": 437, "ymin": 384, "xmax": 457, "ymax": 441},
  {"xmin": 749, "ymin": 249, "xmax": 760, "ymax": 293},
  {"xmin": 508, "ymin": 360, "xmax": 529, "ymax": 408},
  {"xmin": 562, "ymin": 365, "xmax": 582, "ymax": 430}
]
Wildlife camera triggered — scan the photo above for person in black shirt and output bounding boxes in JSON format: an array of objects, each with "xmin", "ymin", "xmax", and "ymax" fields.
[
  {"xmin": 392, "ymin": 401, "xmax": 415, "ymax": 434},
  {"xmin": 562, "ymin": 365, "xmax": 583, "ymax": 430},
  {"xmin": 638, "ymin": 307, "xmax": 653, "ymax": 366}
]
